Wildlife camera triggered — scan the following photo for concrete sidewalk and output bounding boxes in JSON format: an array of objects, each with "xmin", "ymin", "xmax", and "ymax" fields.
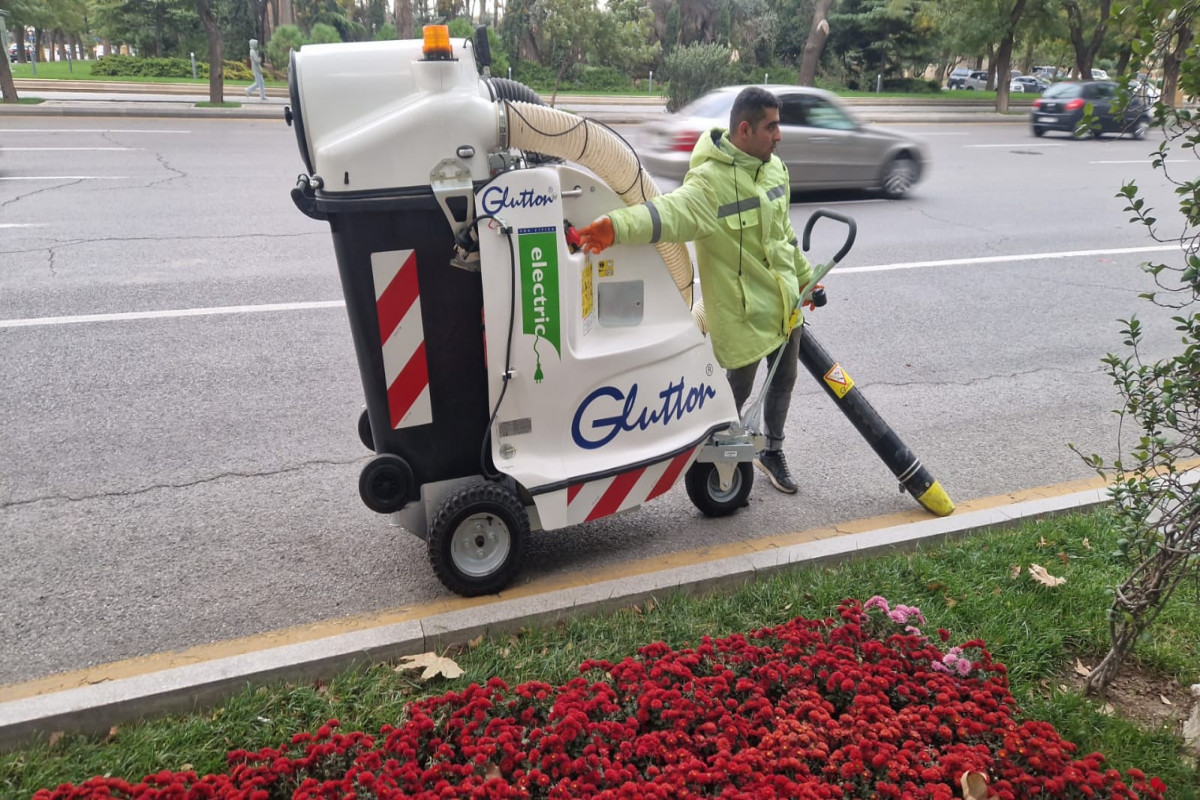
[
  {"xmin": 1, "ymin": 82, "xmax": 1030, "ymax": 125},
  {"xmin": 0, "ymin": 477, "xmax": 1113, "ymax": 751}
]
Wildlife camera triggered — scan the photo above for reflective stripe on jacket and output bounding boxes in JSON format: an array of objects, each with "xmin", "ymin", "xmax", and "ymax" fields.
[{"xmin": 608, "ymin": 128, "xmax": 813, "ymax": 369}]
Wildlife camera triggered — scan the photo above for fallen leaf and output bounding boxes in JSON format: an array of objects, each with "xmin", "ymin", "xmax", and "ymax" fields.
[
  {"xmin": 926, "ymin": 581, "xmax": 947, "ymax": 592},
  {"xmin": 992, "ymin": 586, "xmax": 1002, "ymax": 595},
  {"xmin": 48, "ymin": 731, "xmax": 64, "ymax": 747},
  {"xmin": 1029, "ymin": 564, "xmax": 1067, "ymax": 587},
  {"xmin": 1075, "ymin": 659, "xmax": 1091, "ymax": 677},
  {"xmin": 945, "ymin": 596, "xmax": 958, "ymax": 608},
  {"xmin": 485, "ymin": 763, "xmax": 502, "ymax": 780},
  {"xmin": 1161, "ymin": 695, "xmax": 1173, "ymax": 705},
  {"xmin": 105, "ymin": 726, "xmax": 119, "ymax": 742},
  {"xmin": 1082, "ymin": 537, "xmax": 1091, "ymax": 550},
  {"xmin": 394, "ymin": 652, "xmax": 464, "ymax": 681},
  {"xmin": 468, "ymin": 635, "xmax": 484, "ymax": 650},
  {"xmin": 632, "ymin": 604, "xmax": 642, "ymax": 616},
  {"xmin": 961, "ymin": 770, "xmax": 989, "ymax": 800},
  {"xmin": 565, "ymin": 641, "xmax": 573, "ymax": 652},
  {"xmin": 1038, "ymin": 535, "xmax": 1049, "ymax": 548},
  {"xmin": 500, "ymin": 647, "xmax": 510, "ymax": 658},
  {"xmin": 1100, "ymin": 702, "xmax": 1115, "ymax": 715},
  {"xmin": 1057, "ymin": 551, "xmax": 1071, "ymax": 565},
  {"xmin": 782, "ymin": 602, "xmax": 793, "ymax": 611},
  {"xmin": 1009, "ymin": 564, "xmax": 1021, "ymax": 579},
  {"xmin": 180, "ymin": 763, "xmax": 193, "ymax": 772},
  {"xmin": 1059, "ymin": 684, "xmax": 1070, "ymax": 692},
  {"xmin": 645, "ymin": 598, "xmax": 657, "ymax": 613}
]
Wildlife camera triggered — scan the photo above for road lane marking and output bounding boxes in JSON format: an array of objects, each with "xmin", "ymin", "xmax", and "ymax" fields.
[
  {"xmin": 0, "ymin": 223, "xmax": 47, "ymax": 229},
  {"xmin": 0, "ymin": 129, "xmax": 190, "ymax": 134},
  {"xmin": 0, "ymin": 147, "xmax": 142, "ymax": 151},
  {"xmin": 0, "ymin": 176, "xmax": 130, "ymax": 181},
  {"xmin": 965, "ymin": 143, "xmax": 1066, "ymax": 148},
  {"xmin": 0, "ymin": 301, "xmax": 346, "ymax": 329},
  {"xmin": 0, "ymin": 245, "xmax": 1178, "ymax": 330},
  {"xmin": 840, "ymin": 244, "xmax": 1178, "ymax": 274},
  {"xmin": 794, "ymin": 198, "xmax": 886, "ymax": 206}
]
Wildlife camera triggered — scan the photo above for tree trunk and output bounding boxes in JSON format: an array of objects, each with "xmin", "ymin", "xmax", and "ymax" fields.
[
  {"xmin": 1162, "ymin": 10, "xmax": 1195, "ymax": 107},
  {"xmin": 994, "ymin": 0, "xmax": 1027, "ymax": 113},
  {"xmin": 1063, "ymin": 0, "xmax": 1110, "ymax": 82},
  {"xmin": 396, "ymin": 0, "xmax": 414, "ymax": 39},
  {"xmin": 797, "ymin": 0, "xmax": 834, "ymax": 86},
  {"xmin": 1022, "ymin": 38, "xmax": 1034, "ymax": 74},
  {"xmin": 196, "ymin": 0, "xmax": 224, "ymax": 104},
  {"xmin": 0, "ymin": 46, "xmax": 19, "ymax": 103}
]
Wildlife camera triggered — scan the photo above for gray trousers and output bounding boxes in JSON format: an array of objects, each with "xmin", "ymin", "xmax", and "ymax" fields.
[{"xmin": 725, "ymin": 327, "xmax": 802, "ymax": 451}]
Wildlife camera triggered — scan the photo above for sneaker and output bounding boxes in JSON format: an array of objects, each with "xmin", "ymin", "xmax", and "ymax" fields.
[{"xmin": 754, "ymin": 449, "xmax": 798, "ymax": 494}]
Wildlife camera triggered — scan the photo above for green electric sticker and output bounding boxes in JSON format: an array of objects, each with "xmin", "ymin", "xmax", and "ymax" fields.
[{"xmin": 518, "ymin": 227, "xmax": 561, "ymax": 382}]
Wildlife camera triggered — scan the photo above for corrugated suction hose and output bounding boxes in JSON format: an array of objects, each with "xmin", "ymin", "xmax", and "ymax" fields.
[{"xmin": 502, "ymin": 100, "xmax": 700, "ymax": 321}]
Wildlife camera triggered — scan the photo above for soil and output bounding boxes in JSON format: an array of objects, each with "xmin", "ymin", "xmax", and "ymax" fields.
[{"xmin": 1056, "ymin": 659, "xmax": 1195, "ymax": 737}]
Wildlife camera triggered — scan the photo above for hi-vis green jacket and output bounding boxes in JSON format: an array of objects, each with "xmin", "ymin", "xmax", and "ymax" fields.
[{"xmin": 608, "ymin": 128, "xmax": 813, "ymax": 370}]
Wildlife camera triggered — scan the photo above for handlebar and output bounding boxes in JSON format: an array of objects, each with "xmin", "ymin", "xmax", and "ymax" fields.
[{"xmin": 801, "ymin": 209, "xmax": 858, "ymax": 266}]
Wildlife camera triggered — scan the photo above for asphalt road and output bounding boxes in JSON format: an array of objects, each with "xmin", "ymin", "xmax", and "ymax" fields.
[{"xmin": 0, "ymin": 117, "xmax": 1191, "ymax": 685}]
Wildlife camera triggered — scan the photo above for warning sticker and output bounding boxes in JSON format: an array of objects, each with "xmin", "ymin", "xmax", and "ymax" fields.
[
  {"xmin": 823, "ymin": 363, "xmax": 855, "ymax": 399},
  {"xmin": 581, "ymin": 262, "xmax": 595, "ymax": 335},
  {"xmin": 598, "ymin": 259, "xmax": 614, "ymax": 277}
]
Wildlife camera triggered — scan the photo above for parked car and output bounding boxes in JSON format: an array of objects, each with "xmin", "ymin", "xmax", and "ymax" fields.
[
  {"xmin": 947, "ymin": 66, "xmax": 972, "ymax": 90},
  {"xmin": 7, "ymin": 44, "xmax": 16, "ymax": 63},
  {"xmin": 1011, "ymin": 76, "xmax": 1048, "ymax": 93},
  {"xmin": 1130, "ymin": 80, "xmax": 1162, "ymax": 103},
  {"xmin": 1091, "ymin": 68, "xmax": 1110, "ymax": 80},
  {"xmin": 1030, "ymin": 81, "xmax": 1151, "ymax": 139},
  {"xmin": 962, "ymin": 70, "xmax": 990, "ymax": 91},
  {"xmin": 636, "ymin": 85, "xmax": 929, "ymax": 198}
]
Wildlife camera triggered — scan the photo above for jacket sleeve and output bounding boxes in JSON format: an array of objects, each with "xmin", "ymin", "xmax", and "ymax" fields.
[
  {"xmin": 606, "ymin": 170, "xmax": 720, "ymax": 246},
  {"xmin": 781, "ymin": 185, "xmax": 814, "ymax": 291}
]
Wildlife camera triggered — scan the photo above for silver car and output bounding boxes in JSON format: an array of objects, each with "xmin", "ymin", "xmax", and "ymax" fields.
[{"xmin": 636, "ymin": 85, "xmax": 929, "ymax": 198}]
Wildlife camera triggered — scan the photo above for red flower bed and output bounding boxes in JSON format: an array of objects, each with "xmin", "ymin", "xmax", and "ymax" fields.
[{"xmin": 36, "ymin": 600, "xmax": 1166, "ymax": 799}]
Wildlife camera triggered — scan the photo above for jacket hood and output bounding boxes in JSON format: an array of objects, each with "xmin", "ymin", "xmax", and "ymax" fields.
[{"xmin": 689, "ymin": 128, "xmax": 767, "ymax": 173}]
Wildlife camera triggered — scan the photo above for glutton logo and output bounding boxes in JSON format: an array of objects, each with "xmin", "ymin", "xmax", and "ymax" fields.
[
  {"xmin": 572, "ymin": 378, "xmax": 718, "ymax": 449},
  {"xmin": 518, "ymin": 227, "xmax": 561, "ymax": 382},
  {"xmin": 481, "ymin": 185, "xmax": 556, "ymax": 216}
]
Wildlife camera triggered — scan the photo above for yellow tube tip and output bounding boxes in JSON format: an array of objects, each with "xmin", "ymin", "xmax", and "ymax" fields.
[{"xmin": 916, "ymin": 481, "xmax": 955, "ymax": 517}]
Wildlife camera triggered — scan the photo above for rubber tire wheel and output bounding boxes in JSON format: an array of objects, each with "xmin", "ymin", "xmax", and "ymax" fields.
[
  {"xmin": 358, "ymin": 454, "xmax": 414, "ymax": 514},
  {"xmin": 880, "ymin": 155, "xmax": 917, "ymax": 199},
  {"xmin": 357, "ymin": 408, "xmax": 374, "ymax": 451},
  {"xmin": 429, "ymin": 482, "xmax": 528, "ymax": 596},
  {"xmin": 1032, "ymin": 125, "xmax": 1045, "ymax": 137},
  {"xmin": 1132, "ymin": 117, "xmax": 1150, "ymax": 140},
  {"xmin": 685, "ymin": 461, "xmax": 753, "ymax": 518}
]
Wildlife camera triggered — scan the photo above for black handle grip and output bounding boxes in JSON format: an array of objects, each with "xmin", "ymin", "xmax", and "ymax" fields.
[
  {"xmin": 474, "ymin": 25, "xmax": 492, "ymax": 69},
  {"xmin": 801, "ymin": 209, "xmax": 858, "ymax": 265}
]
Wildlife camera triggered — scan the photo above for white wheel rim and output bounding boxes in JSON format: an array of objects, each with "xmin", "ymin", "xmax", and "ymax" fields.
[
  {"xmin": 884, "ymin": 160, "xmax": 916, "ymax": 194},
  {"xmin": 451, "ymin": 512, "xmax": 511, "ymax": 578}
]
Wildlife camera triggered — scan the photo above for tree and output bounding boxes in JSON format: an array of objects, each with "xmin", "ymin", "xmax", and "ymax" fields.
[
  {"xmin": 92, "ymin": 0, "xmax": 194, "ymax": 57},
  {"xmin": 1077, "ymin": 0, "xmax": 1200, "ymax": 697},
  {"xmin": 195, "ymin": 0, "xmax": 223, "ymax": 103},
  {"xmin": 395, "ymin": 0, "xmax": 413, "ymax": 37},
  {"xmin": 798, "ymin": 0, "xmax": 833, "ymax": 85},
  {"xmin": 1061, "ymin": 0, "xmax": 1112, "ymax": 79},
  {"xmin": 992, "ymin": 0, "xmax": 1028, "ymax": 112},
  {"xmin": 0, "ymin": 21, "xmax": 17, "ymax": 101}
]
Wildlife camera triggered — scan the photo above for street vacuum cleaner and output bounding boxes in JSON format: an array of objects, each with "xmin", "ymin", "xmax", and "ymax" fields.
[{"xmin": 286, "ymin": 25, "xmax": 954, "ymax": 597}]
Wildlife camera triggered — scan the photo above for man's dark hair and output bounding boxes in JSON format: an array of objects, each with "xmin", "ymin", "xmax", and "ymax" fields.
[{"xmin": 730, "ymin": 86, "xmax": 780, "ymax": 132}]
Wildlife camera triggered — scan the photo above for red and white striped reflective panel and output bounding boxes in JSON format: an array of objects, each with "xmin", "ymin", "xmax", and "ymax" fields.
[
  {"xmin": 371, "ymin": 249, "xmax": 433, "ymax": 430},
  {"xmin": 565, "ymin": 447, "xmax": 698, "ymax": 524}
]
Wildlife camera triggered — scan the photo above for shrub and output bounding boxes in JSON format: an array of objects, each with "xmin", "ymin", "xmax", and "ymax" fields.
[
  {"xmin": 374, "ymin": 22, "xmax": 397, "ymax": 41},
  {"xmin": 308, "ymin": 23, "xmax": 342, "ymax": 44},
  {"xmin": 732, "ymin": 64, "xmax": 798, "ymax": 86},
  {"xmin": 89, "ymin": 55, "xmax": 251, "ymax": 80},
  {"xmin": 660, "ymin": 42, "xmax": 731, "ymax": 112},
  {"xmin": 576, "ymin": 65, "xmax": 629, "ymax": 92},
  {"xmin": 510, "ymin": 60, "xmax": 556, "ymax": 89},
  {"xmin": 268, "ymin": 25, "xmax": 305, "ymax": 71}
]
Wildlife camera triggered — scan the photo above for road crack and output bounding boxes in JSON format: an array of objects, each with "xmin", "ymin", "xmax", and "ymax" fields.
[
  {"xmin": 0, "ymin": 178, "xmax": 85, "ymax": 212},
  {"xmin": 0, "ymin": 457, "xmax": 368, "ymax": 510}
]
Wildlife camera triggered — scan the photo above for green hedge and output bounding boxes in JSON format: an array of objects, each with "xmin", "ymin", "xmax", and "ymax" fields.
[
  {"xmin": 90, "ymin": 55, "xmax": 253, "ymax": 81},
  {"xmin": 881, "ymin": 77, "xmax": 941, "ymax": 94}
]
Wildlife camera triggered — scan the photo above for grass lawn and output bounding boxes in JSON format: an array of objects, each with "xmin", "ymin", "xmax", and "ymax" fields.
[{"xmin": 2, "ymin": 508, "xmax": 1198, "ymax": 797}]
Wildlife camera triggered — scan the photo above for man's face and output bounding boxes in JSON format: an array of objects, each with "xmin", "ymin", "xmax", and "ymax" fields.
[{"xmin": 739, "ymin": 107, "xmax": 782, "ymax": 162}]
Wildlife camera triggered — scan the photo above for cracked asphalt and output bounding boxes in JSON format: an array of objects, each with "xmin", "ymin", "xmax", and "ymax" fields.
[{"xmin": 0, "ymin": 118, "xmax": 1187, "ymax": 685}]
